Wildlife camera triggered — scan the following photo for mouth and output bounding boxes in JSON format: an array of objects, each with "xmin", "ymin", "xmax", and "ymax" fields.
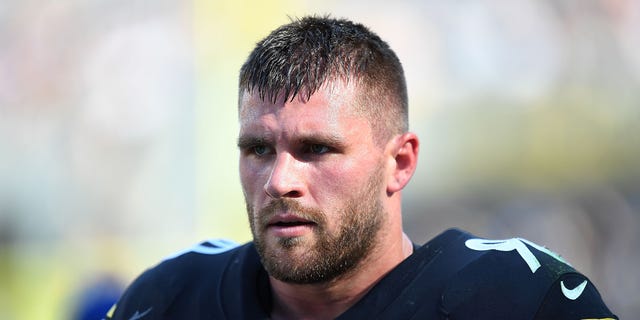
[
  {"xmin": 266, "ymin": 214, "xmax": 317, "ymax": 237},
  {"xmin": 268, "ymin": 214, "xmax": 316, "ymax": 227}
]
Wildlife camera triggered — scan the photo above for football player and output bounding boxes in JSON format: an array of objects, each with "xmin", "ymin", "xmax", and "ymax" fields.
[{"xmin": 107, "ymin": 16, "xmax": 617, "ymax": 320}]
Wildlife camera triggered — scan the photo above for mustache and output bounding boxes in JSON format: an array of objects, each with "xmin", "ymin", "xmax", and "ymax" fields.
[{"xmin": 258, "ymin": 198, "xmax": 326, "ymax": 227}]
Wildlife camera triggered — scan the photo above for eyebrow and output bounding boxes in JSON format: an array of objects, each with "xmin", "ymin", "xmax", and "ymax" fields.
[
  {"xmin": 237, "ymin": 133, "xmax": 346, "ymax": 149},
  {"xmin": 237, "ymin": 135, "xmax": 271, "ymax": 149},
  {"xmin": 298, "ymin": 133, "xmax": 345, "ymax": 149}
]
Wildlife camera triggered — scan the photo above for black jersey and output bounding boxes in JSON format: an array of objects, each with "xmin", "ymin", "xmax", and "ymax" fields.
[{"xmin": 106, "ymin": 229, "xmax": 617, "ymax": 319}]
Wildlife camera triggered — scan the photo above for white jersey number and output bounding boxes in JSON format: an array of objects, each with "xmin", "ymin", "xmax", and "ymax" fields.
[{"xmin": 465, "ymin": 237, "xmax": 569, "ymax": 273}]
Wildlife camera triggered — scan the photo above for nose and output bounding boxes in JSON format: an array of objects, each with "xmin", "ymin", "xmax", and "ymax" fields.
[{"xmin": 264, "ymin": 153, "xmax": 304, "ymax": 199}]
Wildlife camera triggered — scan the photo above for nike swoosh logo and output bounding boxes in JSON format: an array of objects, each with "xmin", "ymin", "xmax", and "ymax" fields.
[
  {"xmin": 561, "ymin": 280, "xmax": 588, "ymax": 300},
  {"xmin": 129, "ymin": 307, "xmax": 152, "ymax": 320}
]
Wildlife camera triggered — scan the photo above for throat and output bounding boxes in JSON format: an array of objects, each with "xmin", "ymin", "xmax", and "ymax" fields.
[{"xmin": 269, "ymin": 279, "xmax": 368, "ymax": 320}]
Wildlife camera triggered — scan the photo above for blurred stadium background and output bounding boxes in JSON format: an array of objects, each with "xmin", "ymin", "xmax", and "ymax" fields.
[{"xmin": 1, "ymin": 0, "xmax": 638, "ymax": 318}]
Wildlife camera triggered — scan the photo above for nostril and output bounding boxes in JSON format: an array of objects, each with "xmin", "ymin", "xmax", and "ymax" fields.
[
  {"xmin": 283, "ymin": 190, "xmax": 302, "ymax": 198},
  {"xmin": 264, "ymin": 188, "xmax": 301, "ymax": 199}
]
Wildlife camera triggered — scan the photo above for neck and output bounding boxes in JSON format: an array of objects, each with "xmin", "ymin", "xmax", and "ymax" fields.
[{"xmin": 269, "ymin": 232, "xmax": 414, "ymax": 320}]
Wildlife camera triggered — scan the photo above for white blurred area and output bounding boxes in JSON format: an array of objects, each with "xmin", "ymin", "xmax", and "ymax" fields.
[
  {"xmin": 0, "ymin": 2, "xmax": 197, "ymax": 319},
  {"xmin": 0, "ymin": 1, "xmax": 639, "ymax": 319}
]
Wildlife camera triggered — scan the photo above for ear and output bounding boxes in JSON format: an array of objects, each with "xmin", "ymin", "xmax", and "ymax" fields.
[{"xmin": 386, "ymin": 132, "xmax": 419, "ymax": 194}]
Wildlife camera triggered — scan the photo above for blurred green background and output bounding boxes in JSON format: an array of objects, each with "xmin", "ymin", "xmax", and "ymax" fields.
[{"xmin": 1, "ymin": 0, "xmax": 638, "ymax": 319}]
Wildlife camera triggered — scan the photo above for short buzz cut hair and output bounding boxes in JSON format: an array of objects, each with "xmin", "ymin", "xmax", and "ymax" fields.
[{"xmin": 238, "ymin": 15, "xmax": 409, "ymax": 142}]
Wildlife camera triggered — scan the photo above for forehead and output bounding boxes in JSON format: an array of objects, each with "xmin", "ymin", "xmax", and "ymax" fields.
[{"xmin": 238, "ymin": 80, "xmax": 361, "ymax": 125}]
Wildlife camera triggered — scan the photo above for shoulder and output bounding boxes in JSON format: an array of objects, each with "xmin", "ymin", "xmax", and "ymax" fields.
[
  {"xmin": 106, "ymin": 239, "xmax": 254, "ymax": 320},
  {"xmin": 434, "ymin": 230, "xmax": 617, "ymax": 319},
  {"xmin": 534, "ymin": 272, "xmax": 618, "ymax": 319},
  {"xmin": 149, "ymin": 239, "xmax": 244, "ymax": 277},
  {"xmin": 142, "ymin": 238, "xmax": 245, "ymax": 288}
]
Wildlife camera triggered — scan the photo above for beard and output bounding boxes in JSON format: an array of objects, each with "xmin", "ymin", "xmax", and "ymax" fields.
[{"xmin": 246, "ymin": 165, "xmax": 386, "ymax": 284}]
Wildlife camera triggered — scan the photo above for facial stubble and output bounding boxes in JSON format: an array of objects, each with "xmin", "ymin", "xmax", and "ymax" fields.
[{"xmin": 247, "ymin": 165, "xmax": 386, "ymax": 284}]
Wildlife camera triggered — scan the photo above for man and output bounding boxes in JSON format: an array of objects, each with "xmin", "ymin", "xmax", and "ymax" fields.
[{"xmin": 106, "ymin": 16, "xmax": 617, "ymax": 319}]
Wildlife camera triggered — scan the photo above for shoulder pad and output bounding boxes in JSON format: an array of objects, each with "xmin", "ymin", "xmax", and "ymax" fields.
[
  {"xmin": 163, "ymin": 238, "xmax": 239, "ymax": 260},
  {"xmin": 440, "ymin": 236, "xmax": 576, "ymax": 318}
]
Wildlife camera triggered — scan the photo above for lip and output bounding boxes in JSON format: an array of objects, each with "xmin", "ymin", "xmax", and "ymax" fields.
[
  {"xmin": 267, "ymin": 213, "xmax": 314, "ymax": 225},
  {"xmin": 266, "ymin": 214, "xmax": 316, "ymax": 237}
]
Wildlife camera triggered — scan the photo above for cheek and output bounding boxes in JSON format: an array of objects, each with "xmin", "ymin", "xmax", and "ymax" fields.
[
  {"xmin": 312, "ymin": 160, "xmax": 370, "ymax": 197},
  {"xmin": 238, "ymin": 160, "xmax": 250, "ymax": 189},
  {"xmin": 239, "ymin": 159, "xmax": 265, "ymax": 199}
]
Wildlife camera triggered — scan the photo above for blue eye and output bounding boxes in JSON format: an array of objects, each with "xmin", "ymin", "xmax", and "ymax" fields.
[
  {"xmin": 253, "ymin": 145, "xmax": 269, "ymax": 156},
  {"xmin": 309, "ymin": 144, "xmax": 329, "ymax": 154}
]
